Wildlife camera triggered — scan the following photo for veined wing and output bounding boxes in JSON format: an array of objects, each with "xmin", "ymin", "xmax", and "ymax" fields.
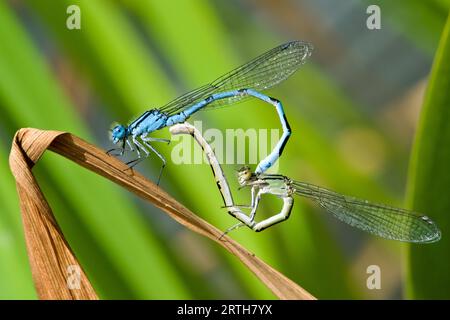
[
  {"xmin": 292, "ymin": 181, "xmax": 441, "ymax": 243},
  {"xmin": 160, "ymin": 41, "xmax": 313, "ymax": 115}
]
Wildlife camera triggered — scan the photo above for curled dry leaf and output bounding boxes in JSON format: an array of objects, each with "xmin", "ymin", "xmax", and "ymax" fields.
[{"xmin": 9, "ymin": 128, "xmax": 315, "ymax": 300}]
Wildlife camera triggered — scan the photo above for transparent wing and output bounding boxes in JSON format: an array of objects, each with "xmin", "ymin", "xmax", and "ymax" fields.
[
  {"xmin": 160, "ymin": 41, "xmax": 313, "ymax": 115},
  {"xmin": 292, "ymin": 181, "xmax": 441, "ymax": 243}
]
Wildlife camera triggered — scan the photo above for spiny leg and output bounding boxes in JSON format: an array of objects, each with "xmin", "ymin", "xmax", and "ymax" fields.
[
  {"xmin": 142, "ymin": 137, "xmax": 167, "ymax": 185},
  {"xmin": 141, "ymin": 133, "xmax": 171, "ymax": 145},
  {"xmin": 106, "ymin": 148, "xmax": 123, "ymax": 156},
  {"xmin": 110, "ymin": 139, "xmax": 134, "ymax": 158},
  {"xmin": 124, "ymin": 136, "xmax": 167, "ymax": 185},
  {"xmin": 126, "ymin": 139, "xmax": 135, "ymax": 152},
  {"xmin": 125, "ymin": 136, "xmax": 148, "ymax": 170},
  {"xmin": 219, "ymin": 222, "xmax": 245, "ymax": 240},
  {"xmin": 222, "ymin": 204, "xmax": 253, "ymax": 209},
  {"xmin": 107, "ymin": 140, "xmax": 126, "ymax": 156},
  {"xmin": 125, "ymin": 157, "xmax": 146, "ymax": 169}
]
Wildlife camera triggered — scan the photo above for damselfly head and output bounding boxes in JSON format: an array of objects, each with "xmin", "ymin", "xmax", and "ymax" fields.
[
  {"xmin": 237, "ymin": 166, "xmax": 253, "ymax": 186},
  {"xmin": 110, "ymin": 124, "xmax": 127, "ymax": 144}
]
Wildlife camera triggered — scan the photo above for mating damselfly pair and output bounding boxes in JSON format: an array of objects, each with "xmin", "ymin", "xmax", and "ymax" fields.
[{"xmin": 107, "ymin": 41, "xmax": 441, "ymax": 244}]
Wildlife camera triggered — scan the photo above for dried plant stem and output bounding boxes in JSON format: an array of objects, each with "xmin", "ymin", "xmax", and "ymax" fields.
[
  {"xmin": 9, "ymin": 128, "xmax": 315, "ymax": 300},
  {"xmin": 9, "ymin": 129, "xmax": 98, "ymax": 300}
]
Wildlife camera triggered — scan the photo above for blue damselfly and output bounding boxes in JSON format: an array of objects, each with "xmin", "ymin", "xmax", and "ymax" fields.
[{"xmin": 108, "ymin": 41, "xmax": 313, "ymax": 183}]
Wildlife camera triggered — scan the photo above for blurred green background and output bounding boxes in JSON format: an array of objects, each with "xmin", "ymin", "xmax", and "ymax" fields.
[{"xmin": 0, "ymin": 0, "xmax": 449, "ymax": 299}]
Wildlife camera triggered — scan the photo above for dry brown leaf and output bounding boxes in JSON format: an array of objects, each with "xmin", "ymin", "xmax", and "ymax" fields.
[{"xmin": 9, "ymin": 128, "xmax": 315, "ymax": 300}]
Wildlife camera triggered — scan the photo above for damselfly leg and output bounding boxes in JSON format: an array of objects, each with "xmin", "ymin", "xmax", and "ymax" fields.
[
  {"xmin": 219, "ymin": 222, "xmax": 245, "ymax": 240},
  {"xmin": 107, "ymin": 138, "xmax": 136, "ymax": 156},
  {"xmin": 106, "ymin": 148, "xmax": 123, "ymax": 156},
  {"xmin": 106, "ymin": 140, "xmax": 126, "ymax": 156},
  {"xmin": 124, "ymin": 135, "xmax": 168, "ymax": 185}
]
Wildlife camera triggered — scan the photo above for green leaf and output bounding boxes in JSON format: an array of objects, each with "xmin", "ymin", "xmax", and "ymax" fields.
[{"xmin": 405, "ymin": 13, "xmax": 450, "ymax": 299}]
